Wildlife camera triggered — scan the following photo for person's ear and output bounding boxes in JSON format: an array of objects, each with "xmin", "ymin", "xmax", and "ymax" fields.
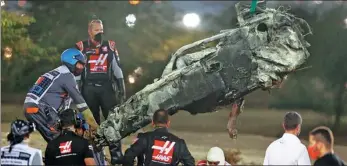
[
  {"xmin": 296, "ymin": 125, "xmax": 301, "ymax": 134},
  {"xmin": 152, "ymin": 120, "xmax": 155, "ymax": 127},
  {"xmin": 316, "ymin": 142, "xmax": 324, "ymax": 150},
  {"xmin": 282, "ymin": 123, "xmax": 285, "ymax": 130},
  {"xmin": 167, "ymin": 120, "xmax": 171, "ymax": 127}
]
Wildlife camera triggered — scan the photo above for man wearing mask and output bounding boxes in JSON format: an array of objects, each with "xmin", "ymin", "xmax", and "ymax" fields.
[
  {"xmin": 75, "ymin": 19, "xmax": 126, "ymax": 164},
  {"xmin": 263, "ymin": 111, "xmax": 311, "ymax": 165},
  {"xmin": 308, "ymin": 126, "xmax": 345, "ymax": 166}
]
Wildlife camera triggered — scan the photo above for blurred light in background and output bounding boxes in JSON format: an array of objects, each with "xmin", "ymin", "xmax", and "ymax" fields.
[
  {"xmin": 344, "ymin": 18, "xmax": 347, "ymax": 29},
  {"xmin": 126, "ymin": 14, "xmax": 136, "ymax": 28},
  {"xmin": 18, "ymin": 0, "xmax": 26, "ymax": 7},
  {"xmin": 128, "ymin": 67, "xmax": 143, "ymax": 84},
  {"xmin": 134, "ymin": 67, "xmax": 143, "ymax": 76},
  {"xmin": 1, "ymin": 1, "xmax": 5, "ymax": 7},
  {"xmin": 182, "ymin": 13, "xmax": 200, "ymax": 28},
  {"xmin": 128, "ymin": 75, "xmax": 135, "ymax": 84},
  {"xmin": 3, "ymin": 46, "xmax": 13, "ymax": 59},
  {"xmin": 313, "ymin": 1, "xmax": 323, "ymax": 5},
  {"xmin": 129, "ymin": 0, "xmax": 140, "ymax": 5}
]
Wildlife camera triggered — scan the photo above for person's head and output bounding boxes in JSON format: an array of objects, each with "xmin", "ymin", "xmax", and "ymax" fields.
[
  {"xmin": 7, "ymin": 119, "xmax": 35, "ymax": 152},
  {"xmin": 74, "ymin": 113, "xmax": 89, "ymax": 137},
  {"xmin": 282, "ymin": 111, "xmax": 302, "ymax": 136},
  {"xmin": 59, "ymin": 108, "xmax": 79, "ymax": 131},
  {"xmin": 308, "ymin": 126, "xmax": 334, "ymax": 160},
  {"xmin": 206, "ymin": 147, "xmax": 225, "ymax": 166},
  {"xmin": 88, "ymin": 19, "xmax": 104, "ymax": 44},
  {"xmin": 61, "ymin": 48, "xmax": 86, "ymax": 76},
  {"xmin": 152, "ymin": 109, "xmax": 170, "ymax": 128}
]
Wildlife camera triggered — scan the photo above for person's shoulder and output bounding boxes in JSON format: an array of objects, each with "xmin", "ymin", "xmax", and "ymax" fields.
[
  {"xmin": 167, "ymin": 132, "xmax": 185, "ymax": 142},
  {"xmin": 298, "ymin": 142, "xmax": 309, "ymax": 151},
  {"xmin": 268, "ymin": 138, "xmax": 281, "ymax": 146},
  {"xmin": 107, "ymin": 40, "xmax": 117, "ymax": 52},
  {"xmin": 27, "ymin": 146, "xmax": 42, "ymax": 154},
  {"xmin": 1, "ymin": 145, "xmax": 9, "ymax": 151},
  {"xmin": 137, "ymin": 131, "xmax": 152, "ymax": 139},
  {"xmin": 331, "ymin": 154, "xmax": 346, "ymax": 166},
  {"xmin": 265, "ymin": 138, "xmax": 282, "ymax": 151},
  {"xmin": 46, "ymin": 137, "xmax": 60, "ymax": 147},
  {"xmin": 70, "ymin": 135, "xmax": 90, "ymax": 147},
  {"xmin": 75, "ymin": 135, "xmax": 90, "ymax": 144},
  {"xmin": 137, "ymin": 132, "xmax": 147, "ymax": 138},
  {"xmin": 75, "ymin": 40, "xmax": 87, "ymax": 51},
  {"xmin": 55, "ymin": 65, "xmax": 72, "ymax": 75}
]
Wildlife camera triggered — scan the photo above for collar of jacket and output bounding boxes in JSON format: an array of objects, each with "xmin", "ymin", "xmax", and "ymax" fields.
[
  {"xmin": 88, "ymin": 38, "xmax": 101, "ymax": 48},
  {"xmin": 154, "ymin": 127, "xmax": 169, "ymax": 132}
]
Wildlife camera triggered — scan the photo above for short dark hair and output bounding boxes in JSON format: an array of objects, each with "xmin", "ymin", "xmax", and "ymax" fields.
[
  {"xmin": 283, "ymin": 111, "xmax": 302, "ymax": 130},
  {"xmin": 59, "ymin": 109, "xmax": 77, "ymax": 127},
  {"xmin": 153, "ymin": 109, "xmax": 169, "ymax": 125},
  {"xmin": 310, "ymin": 126, "xmax": 334, "ymax": 148}
]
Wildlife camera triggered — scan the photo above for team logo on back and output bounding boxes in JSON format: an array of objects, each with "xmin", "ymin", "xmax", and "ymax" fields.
[
  {"xmin": 151, "ymin": 140, "xmax": 175, "ymax": 164},
  {"xmin": 59, "ymin": 141, "xmax": 72, "ymax": 154}
]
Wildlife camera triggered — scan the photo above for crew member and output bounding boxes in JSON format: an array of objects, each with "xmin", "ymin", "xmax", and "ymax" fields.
[
  {"xmin": 1, "ymin": 119, "xmax": 43, "ymax": 166},
  {"xmin": 263, "ymin": 111, "xmax": 311, "ymax": 165},
  {"xmin": 23, "ymin": 48, "xmax": 98, "ymax": 142},
  {"xmin": 123, "ymin": 109, "xmax": 195, "ymax": 166},
  {"xmin": 45, "ymin": 108, "xmax": 96, "ymax": 165},
  {"xmin": 75, "ymin": 112, "xmax": 108, "ymax": 166},
  {"xmin": 197, "ymin": 147, "xmax": 231, "ymax": 166},
  {"xmin": 75, "ymin": 19, "xmax": 126, "ymax": 164},
  {"xmin": 308, "ymin": 126, "xmax": 346, "ymax": 166}
]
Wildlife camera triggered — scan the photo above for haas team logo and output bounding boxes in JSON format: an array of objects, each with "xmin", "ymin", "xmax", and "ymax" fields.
[
  {"xmin": 59, "ymin": 141, "xmax": 72, "ymax": 154},
  {"xmin": 88, "ymin": 54, "xmax": 109, "ymax": 73},
  {"xmin": 151, "ymin": 140, "xmax": 175, "ymax": 164}
]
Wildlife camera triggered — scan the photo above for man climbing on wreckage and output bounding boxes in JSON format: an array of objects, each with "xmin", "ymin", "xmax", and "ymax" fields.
[{"xmin": 23, "ymin": 48, "xmax": 99, "ymax": 143}]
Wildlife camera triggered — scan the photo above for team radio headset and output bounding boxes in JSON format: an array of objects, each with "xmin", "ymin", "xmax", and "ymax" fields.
[{"xmin": 58, "ymin": 109, "xmax": 88, "ymax": 132}]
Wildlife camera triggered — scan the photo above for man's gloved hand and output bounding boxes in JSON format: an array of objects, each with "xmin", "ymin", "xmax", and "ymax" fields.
[
  {"xmin": 116, "ymin": 78, "xmax": 126, "ymax": 104},
  {"xmin": 81, "ymin": 109, "xmax": 99, "ymax": 134}
]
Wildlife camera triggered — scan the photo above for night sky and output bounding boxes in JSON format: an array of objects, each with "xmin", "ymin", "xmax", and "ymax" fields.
[
  {"xmin": 171, "ymin": 1, "xmax": 235, "ymax": 15},
  {"xmin": 3, "ymin": 0, "xmax": 234, "ymax": 15}
]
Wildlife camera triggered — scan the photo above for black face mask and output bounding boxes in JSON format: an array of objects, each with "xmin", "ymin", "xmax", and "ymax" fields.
[{"xmin": 94, "ymin": 32, "xmax": 103, "ymax": 43}]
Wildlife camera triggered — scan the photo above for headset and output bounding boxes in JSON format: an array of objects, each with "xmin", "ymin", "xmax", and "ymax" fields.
[{"xmin": 58, "ymin": 108, "xmax": 88, "ymax": 131}]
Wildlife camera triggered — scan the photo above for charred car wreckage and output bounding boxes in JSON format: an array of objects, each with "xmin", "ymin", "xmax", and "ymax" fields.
[{"xmin": 93, "ymin": 2, "xmax": 313, "ymax": 148}]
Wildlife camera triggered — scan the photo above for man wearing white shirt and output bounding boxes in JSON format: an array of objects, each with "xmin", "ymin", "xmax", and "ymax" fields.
[{"xmin": 263, "ymin": 111, "xmax": 311, "ymax": 165}]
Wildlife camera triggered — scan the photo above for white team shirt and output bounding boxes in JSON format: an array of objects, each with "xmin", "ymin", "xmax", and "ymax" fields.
[
  {"xmin": 1, "ymin": 143, "xmax": 43, "ymax": 166},
  {"xmin": 263, "ymin": 133, "xmax": 311, "ymax": 165}
]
